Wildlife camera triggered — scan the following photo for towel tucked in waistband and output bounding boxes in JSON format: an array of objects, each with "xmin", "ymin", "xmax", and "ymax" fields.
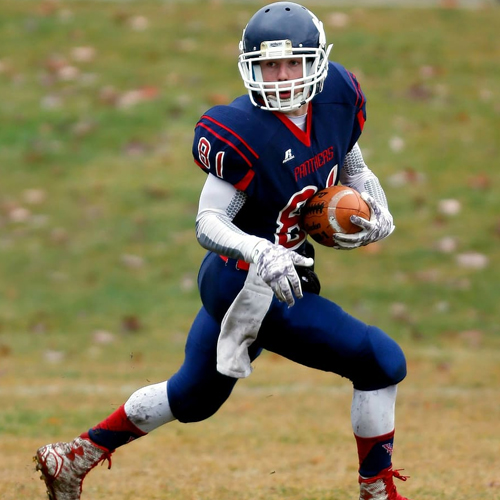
[{"xmin": 216, "ymin": 263, "xmax": 273, "ymax": 378}]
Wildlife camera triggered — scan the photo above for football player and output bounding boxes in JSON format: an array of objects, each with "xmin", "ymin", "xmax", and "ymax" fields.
[{"xmin": 34, "ymin": 3, "xmax": 411, "ymax": 500}]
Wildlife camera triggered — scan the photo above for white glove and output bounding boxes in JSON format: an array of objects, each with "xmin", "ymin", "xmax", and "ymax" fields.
[
  {"xmin": 333, "ymin": 192, "xmax": 395, "ymax": 250},
  {"xmin": 251, "ymin": 240, "xmax": 314, "ymax": 307}
]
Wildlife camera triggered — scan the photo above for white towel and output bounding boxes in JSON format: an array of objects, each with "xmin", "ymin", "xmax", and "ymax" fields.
[{"xmin": 216, "ymin": 263, "xmax": 274, "ymax": 378}]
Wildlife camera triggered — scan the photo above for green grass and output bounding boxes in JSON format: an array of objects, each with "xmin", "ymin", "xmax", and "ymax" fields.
[
  {"xmin": 1, "ymin": 2, "xmax": 499, "ymax": 345},
  {"xmin": 1, "ymin": 2, "xmax": 500, "ymax": 499}
]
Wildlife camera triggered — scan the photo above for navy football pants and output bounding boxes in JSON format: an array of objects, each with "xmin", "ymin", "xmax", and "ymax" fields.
[{"xmin": 168, "ymin": 252, "xmax": 407, "ymax": 423}]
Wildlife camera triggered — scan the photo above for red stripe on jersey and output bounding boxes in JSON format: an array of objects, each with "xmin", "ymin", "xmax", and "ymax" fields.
[
  {"xmin": 197, "ymin": 122, "xmax": 253, "ymax": 167},
  {"xmin": 273, "ymin": 107, "xmax": 312, "ymax": 147},
  {"xmin": 201, "ymin": 115, "xmax": 259, "ymax": 159},
  {"xmin": 234, "ymin": 168, "xmax": 255, "ymax": 191},
  {"xmin": 347, "ymin": 71, "xmax": 359, "ymax": 106},
  {"xmin": 194, "ymin": 158, "xmax": 208, "ymax": 171},
  {"xmin": 347, "ymin": 71, "xmax": 365, "ymax": 109},
  {"xmin": 357, "ymin": 109, "xmax": 365, "ymax": 131}
]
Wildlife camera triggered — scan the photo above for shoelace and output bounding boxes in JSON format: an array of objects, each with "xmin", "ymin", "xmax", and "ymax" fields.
[
  {"xmin": 392, "ymin": 469, "xmax": 409, "ymax": 482},
  {"xmin": 98, "ymin": 451, "xmax": 113, "ymax": 470}
]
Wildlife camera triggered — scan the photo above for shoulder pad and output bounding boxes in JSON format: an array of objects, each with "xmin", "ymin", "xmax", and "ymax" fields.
[
  {"xmin": 317, "ymin": 61, "xmax": 366, "ymax": 110},
  {"xmin": 192, "ymin": 104, "xmax": 262, "ymax": 191}
]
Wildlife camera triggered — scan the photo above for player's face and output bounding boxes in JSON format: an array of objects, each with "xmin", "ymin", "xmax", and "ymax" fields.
[
  {"xmin": 260, "ymin": 57, "xmax": 304, "ymax": 89},
  {"xmin": 259, "ymin": 58, "xmax": 308, "ymax": 115}
]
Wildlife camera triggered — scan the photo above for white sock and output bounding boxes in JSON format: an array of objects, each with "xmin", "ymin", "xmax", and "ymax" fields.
[
  {"xmin": 124, "ymin": 381, "xmax": 176, "ymax": 433},
  {"xmin": 351, "ymin": 385, "xmax": 397, "ymax": 437}
]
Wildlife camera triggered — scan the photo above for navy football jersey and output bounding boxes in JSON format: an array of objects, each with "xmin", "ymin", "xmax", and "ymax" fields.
[{"xmin": 192, "ymin": 61, "xmax": 366, "ymax": 251}]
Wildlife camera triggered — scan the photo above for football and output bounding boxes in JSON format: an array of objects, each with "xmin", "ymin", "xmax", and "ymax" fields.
[{"xmin": 301, "ymin": 186, "xmax": 371, "ymax": 247}]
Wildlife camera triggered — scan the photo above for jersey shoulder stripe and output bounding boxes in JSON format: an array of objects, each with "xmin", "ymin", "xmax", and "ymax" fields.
[
  {"xmin": 201, "ymin": 114, "xmax": 259, "ymax": 160},
  {"xmin": 345, "ymin": 69, "xmax": 366, "ymax": 109},
  {"xmin": 193, "ymin": 103, "xmax": 268, "ymax": 191},
  {"xmin": 321, "ymin": 61, "xmax": 367, "ymax": 133},
  {"xmin": 194, "ymin": 105, "xmax": 263, "ymax": 171},
  {"xmin": 317, "ymin": 61, "xmax": 367, "ymax": 110},
  {"xmin": 197, "ymin": 121, "xmax": 254, "ymax": 167}
]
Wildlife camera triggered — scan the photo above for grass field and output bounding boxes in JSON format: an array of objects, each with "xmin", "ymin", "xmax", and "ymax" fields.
[{"xmin": 1, "ymin": 1, "xmax": 500, "ymax": 499}]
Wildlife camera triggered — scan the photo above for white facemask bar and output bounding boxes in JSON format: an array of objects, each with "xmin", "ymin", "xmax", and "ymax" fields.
[{"xmin": 238, "ymin": 43, "xmax": 332, "ymax": 112}]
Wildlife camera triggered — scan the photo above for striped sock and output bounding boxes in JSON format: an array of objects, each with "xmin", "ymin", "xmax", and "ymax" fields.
[
  {"xmin": 355, "ymin": 429, "xmax": 395, "ymax": 478},
  {"xmin": 87, "ymin": 404, "xmax": 147, "ymax": 451}
]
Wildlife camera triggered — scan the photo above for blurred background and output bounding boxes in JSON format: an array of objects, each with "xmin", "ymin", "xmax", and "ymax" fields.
[{"xmin": 0, "ymin": 1, "xmax": 499, "ymax": 498}]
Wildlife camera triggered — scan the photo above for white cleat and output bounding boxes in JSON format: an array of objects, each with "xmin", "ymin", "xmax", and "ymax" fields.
[{"xmin": 34, "ymin": 436, "xmax": 113, "ymax": 500}]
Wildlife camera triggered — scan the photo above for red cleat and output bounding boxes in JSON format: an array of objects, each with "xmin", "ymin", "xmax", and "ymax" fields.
[{"xmin": 359, "ymin": 466, "xmax": 410, "ymax": 500}]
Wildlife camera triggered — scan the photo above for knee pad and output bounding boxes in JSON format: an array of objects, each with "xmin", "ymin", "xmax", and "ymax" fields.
[
  {"xmin": 167, "ymin": 370, "xmax": 237, "ymax": 423},
  {"xmin": 353, "ymin": 326, "xmax": 407, "ymax": 391}
]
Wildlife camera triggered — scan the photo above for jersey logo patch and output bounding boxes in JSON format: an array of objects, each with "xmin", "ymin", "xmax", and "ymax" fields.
[
  {"xmin": 382, "ymin": 443, "xmax": 394, "ymax": 456},
  {"xmin": 283, "ymin": 149, "xmax": 295, "ymax": 163}
]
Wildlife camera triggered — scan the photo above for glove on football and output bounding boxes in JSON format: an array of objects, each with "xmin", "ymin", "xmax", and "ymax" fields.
[
  {"xmin": 252, "ymin": 240, "xmax": 314, "ymax": 307},
  {"xmin": 333, "ymin": 192, "xmax": 395, "ymax": 250}
]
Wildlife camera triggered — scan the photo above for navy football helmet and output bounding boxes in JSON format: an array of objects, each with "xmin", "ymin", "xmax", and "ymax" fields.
[{"xmin": 238, "ymin": 2, "xmax": 332, "ymax": 112}]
